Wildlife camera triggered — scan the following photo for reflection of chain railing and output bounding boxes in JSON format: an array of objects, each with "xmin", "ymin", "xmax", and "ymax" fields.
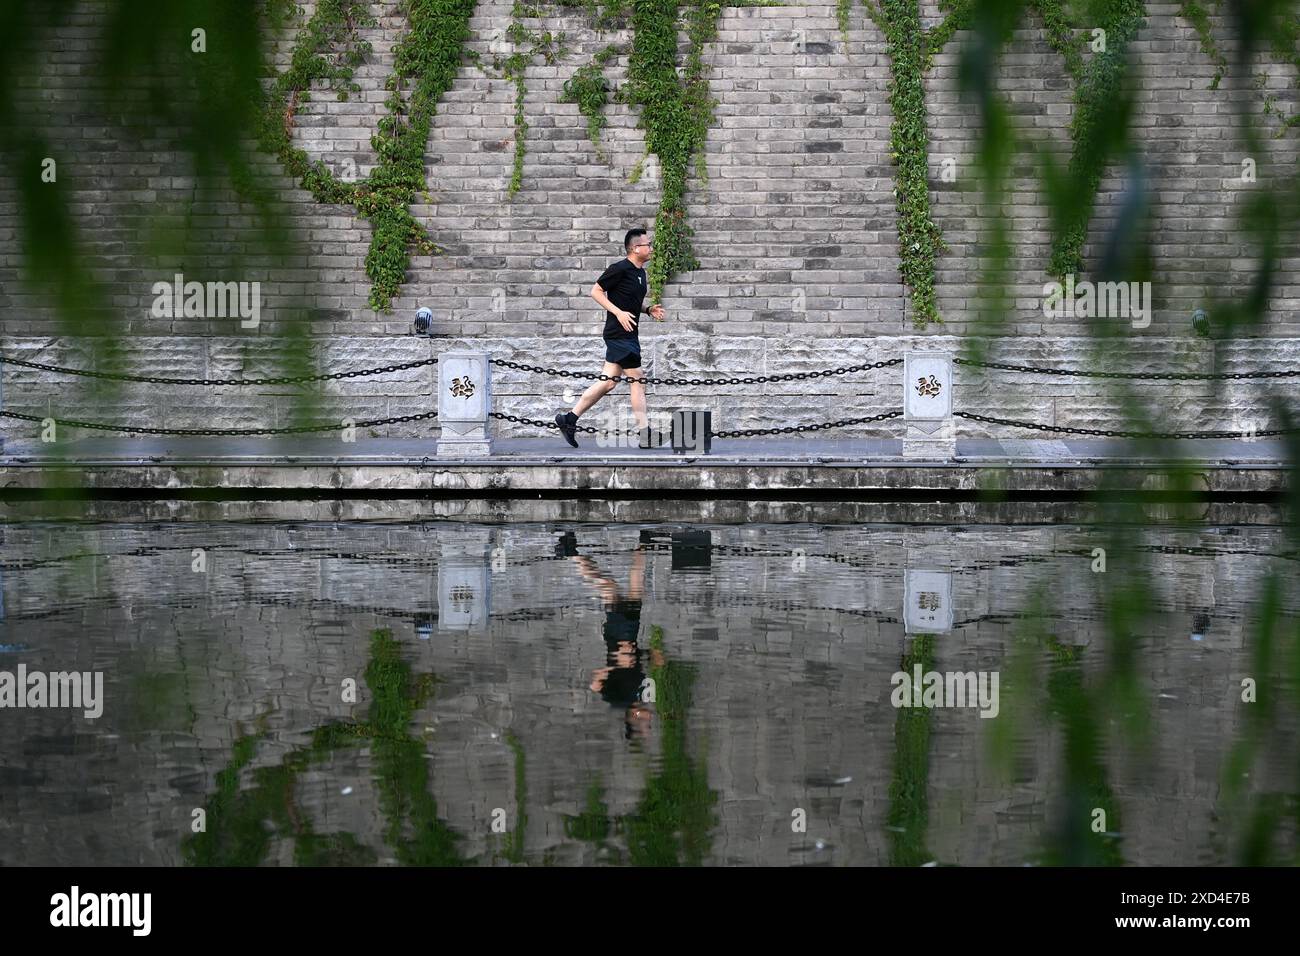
[
  {"xmin": 0, "ymin": 408, "xmax": 437, "ymax": 436},
  {"xmin": 0, "ymin": 354, "xmax": 437, "ymax": 386},
  {"xmin": 489, "ymin": 358, "xmax": 902, "ymax": 386},
  {"xmin": 954, "ymin": 357, "xmax": 1300, "ymax": 380},
  {"xmin": 955, "ymin": 411, "xmax": 1298, "ymax": 440}
]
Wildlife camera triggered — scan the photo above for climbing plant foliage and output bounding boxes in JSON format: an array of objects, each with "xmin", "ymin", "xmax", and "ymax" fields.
[
  {"xmin": 620, "ymin": 0, "xmax": 723, "ymax": 305},
  {"xmin": 259, "ymin": 0, "xmax": 475, "ymax": 313},
  {"xmin": 256, "ymin": 0, "xmax": 1277, "ymax": 324},
  {"xmin": 1047, "ymin": 0, "xmax": 1147, "ymax": 280},
  {"xmin": 1179, "ymin": 0, "xmax": 1227, "ymax": 89},
  {"xmin": 867, "ymin": 0, "xmax": 969, "ymax": 328}
]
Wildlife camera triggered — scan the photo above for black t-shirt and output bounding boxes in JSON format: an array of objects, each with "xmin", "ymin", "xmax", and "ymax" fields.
[
  {"xmin": 600, "ymin": 599, "xmax": 645, "ymax": 708},
  {"xmin": 596, "ymin": 258, "xmax": 649, "ymax": 341}
]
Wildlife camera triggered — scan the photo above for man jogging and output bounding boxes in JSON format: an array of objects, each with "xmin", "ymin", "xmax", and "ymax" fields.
[{"xmin": 555, "ymin": 227, "xmax": 666, "ymax": 448}]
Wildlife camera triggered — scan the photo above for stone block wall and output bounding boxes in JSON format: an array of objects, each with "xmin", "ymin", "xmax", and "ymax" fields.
[{"xmin": 0, "ymin": 1, "xmax": 1297, "ymax": 438}]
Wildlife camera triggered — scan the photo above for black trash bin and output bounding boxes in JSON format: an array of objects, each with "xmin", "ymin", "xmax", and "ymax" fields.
[{"xmin": 671, "ymin": 410, "xmax": 712, "ymax": 455}]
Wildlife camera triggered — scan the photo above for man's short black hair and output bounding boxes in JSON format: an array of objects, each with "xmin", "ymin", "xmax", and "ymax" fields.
[{"xmin": 624, "ymin": 228, "xmax": 647, "ymax": 252}]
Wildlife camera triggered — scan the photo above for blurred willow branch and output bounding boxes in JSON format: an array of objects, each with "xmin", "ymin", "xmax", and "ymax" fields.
[
  {"xmin": 958, "ymin": 0, "xmax": 1300, "ymax": 864},
  {"xmin": 0, "ymin": 0, "xmax": 307, "ymax": 415}
]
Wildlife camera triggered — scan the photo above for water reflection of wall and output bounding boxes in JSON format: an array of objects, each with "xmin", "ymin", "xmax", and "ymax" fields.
[{"xmin": 0, "ymin": 521, "xmax": 1293, "ymax": 866}]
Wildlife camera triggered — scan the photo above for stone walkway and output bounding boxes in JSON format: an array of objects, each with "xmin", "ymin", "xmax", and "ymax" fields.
[{"xmin": 0, "ymin": 436, "xmax": 1289, "ymax": 495}]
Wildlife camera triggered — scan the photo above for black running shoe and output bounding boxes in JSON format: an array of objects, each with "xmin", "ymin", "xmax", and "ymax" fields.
[{"xmin": 555, "ymin": 411, "xmax": 579, "ymax": 448}]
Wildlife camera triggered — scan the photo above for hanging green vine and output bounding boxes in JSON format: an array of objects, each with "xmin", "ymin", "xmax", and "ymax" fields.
[
  {"xmin": 561, "ymin": 44, "xmax": 621, "ymax": 162},
  {"xmin": 257, "ymin": 0, "xmax": 372, "ymax": 207},
  {"xmin": 1047, "ymin": 0, "xmax": 1147, "ymax": 280},
  {"xmin": 496, "ymin": 5, "xmax": 568, "ymax": 198},
  {"xmin": 1179, "ymin": 0, "xmax": 1227, "ymax": 89},
  {"xmin": 620, "ymin": 0, "xmax": 723, "ymax": 305},
  {"xmin": 259, "ymin": 0, "xmax": 477, "ymax": 312},
  {"xmin": 871, "ymin": 0, "xmax": 947, "ymax": 327},
  {"xmin": 1030, "ymin": 0, "xmax": 1084, "ymax": 80},
  {"xmin": 923, "ymin": 0, "xmax": 974, "ymax": 67},
  {"xmin": 1258, "ymin": 11, "xmax": 1300, "ymax": 138},
  {"xmin": 838, "ymin": 0, "xmax": 855, "ymax": 46}
]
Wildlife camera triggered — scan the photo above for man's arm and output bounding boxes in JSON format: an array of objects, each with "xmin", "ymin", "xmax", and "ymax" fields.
[{"xmin": 590, "ymin": 282, "xmax": 617, "ymax": 314}]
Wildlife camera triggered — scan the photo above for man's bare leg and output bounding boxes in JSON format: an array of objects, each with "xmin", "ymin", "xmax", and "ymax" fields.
[
  {"xmin": 625, "ymin": 367, "xmax": 648, "ymax": 430},
  {"xmin": 572, "ymin": 361, "xmax": 623, "ymax": 416}
]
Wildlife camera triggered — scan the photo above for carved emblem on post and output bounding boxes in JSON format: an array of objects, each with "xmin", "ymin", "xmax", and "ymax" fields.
[
  {"xmin": 915, "ymin": 375, "xmax": 941, "ymax": 398},
  {"xmin": 450, "ymin": 375, "xmax": 476, "ymax": 398}
]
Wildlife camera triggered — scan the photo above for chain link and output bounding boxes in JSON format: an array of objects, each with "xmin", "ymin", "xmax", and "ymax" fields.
[
  {"xmin": 955, "ymin": 411, "xmax": 1294, "ymax": 440},
  {"xmin": 489, "ymin": 358, "xmax": 903, "ymax": 386},
  {"xmin": 0, "ymin": 354, "xmax": 438, "ymax": 386},
  {"xmin": 954, "ymin": 357, "xmax": 1300, "ymax": 381},
  {"xmin": 0, "ymin": 409, "xmax": 438, "ymax": 436}
]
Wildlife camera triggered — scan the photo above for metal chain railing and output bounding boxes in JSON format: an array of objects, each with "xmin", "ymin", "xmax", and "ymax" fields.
[
  {"xmin": 489, "ymin": 412, "xmax": 639, "ymax": 436},
  {"xmin": 0, "ymin": 408, "xmax": 437, "ymax": 437},
  {"xmin": 955, "ymin": 411, "xmax": 1296, "ymax": 440},
  {"xmin": 954, "ymin": 357, "xmax": 1300, "ymax": 381},
  {"xmin": 0, "ymin": 354, "xmax": 437, "ymax": 386},
  {"xmin": 4, "ymin": 347, "xmax": 1293, "ymax": 442},
  {"xmin": 714, "ymin": 410, "xmax": 903, "ymax": 439},
  {"xmin": 489, "ymin": 358, "xmax": 902, "ymax": 386},
  {"xmin": 490, "ymin": 409, "xmax": 903, "ymax": 439}
]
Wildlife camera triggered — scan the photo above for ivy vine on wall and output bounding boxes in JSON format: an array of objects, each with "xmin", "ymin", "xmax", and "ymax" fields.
[
  {"xmin": 854, "ymin": 0, "xmax": 980, "ymax": 328},
  {"xmin": 619, "ymin": 0, "xmax": 724, "ymax": 306},
  {"xmin": 1179, "ymin": 0, "xmax": 1227, "ymax": 89},
  {"xmin": 260, "ymin": 0, "xmax": 477, "ymax": 313},
  {"xmin": 467, "ymin": 2, "xmax": 572, "ymax": 199},
  {"xmin": 1046, "ymin": 0, "xmax": 1147, "ymax": 280}
]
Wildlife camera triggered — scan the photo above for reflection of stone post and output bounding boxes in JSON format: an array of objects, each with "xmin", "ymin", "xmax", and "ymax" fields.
[
  {"xmin": 903, "ymin": 352, "xmax": 954, "ymax": 459},
  {"xmin": 437, "ymin": 351, "xmax": 492, "ymax": 457},
  {"xmin": 0, "ymin": 360, "xmax": 6, "ymax": 455},
  {"xmin": 904, "ymin": 569, "xmax": 953, "ymax": 634},
  {"xmin": 438, "ymin": 527, "xmax": 492, "ymax": 631}
]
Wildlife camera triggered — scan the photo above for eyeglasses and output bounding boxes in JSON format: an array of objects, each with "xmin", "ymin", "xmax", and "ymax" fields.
[{"xmin": 634, "ymin": 243, "xmax": 653, "ymax": 249}]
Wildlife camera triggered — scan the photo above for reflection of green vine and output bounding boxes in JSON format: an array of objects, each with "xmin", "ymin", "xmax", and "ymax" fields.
[
  {"xmin": 1216, "ymin": 572, "xmax": 1300, "ymax": 865},
  {"xmin": 1040, "ymin": 637, "xmax": 1125, "ymax": 866},
  {"xmin": 501, "ymin": 730, "xmax": 529, "ymax": 862},
  {"xmin": 259, "ymin": 0, "xmax": 476, "ymax": 312},
  {"xmin": 183, "ymin": 628, "xmax": 468, "ymax": 867},
  {"xmin": 886, "ymin": 633, "xmax": 934, "ymax": 866},
  {"xmin": 566, "ymin": 625, "xmax": 719, "ymax": 865},
  {"xmin": 622, "ymin": 626, "xmax": 718, "ymax": 865},
  {"xmin": 565, "ymin": 779, "xmax": 613, "ymax": 843}
]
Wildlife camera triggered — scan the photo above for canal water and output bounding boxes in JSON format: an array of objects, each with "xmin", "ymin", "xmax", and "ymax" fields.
[{"xmin": 1, "ymin": 500, "xmax": 1296, "ymax": 866}]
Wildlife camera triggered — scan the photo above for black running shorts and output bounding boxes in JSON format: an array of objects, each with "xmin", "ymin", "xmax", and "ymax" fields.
[{"xmin": 604, "ymin": 338, "xmax": 642, "ymax": 369}]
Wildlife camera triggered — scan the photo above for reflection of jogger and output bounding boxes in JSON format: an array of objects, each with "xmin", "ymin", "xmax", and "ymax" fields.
[
  {"xmin": 560, "ymin": 532, "xmax": 664, "ymax": 739},
  {"xmin": 555, "ymin": 228, "xmax": 667, "ymax": 450}
]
